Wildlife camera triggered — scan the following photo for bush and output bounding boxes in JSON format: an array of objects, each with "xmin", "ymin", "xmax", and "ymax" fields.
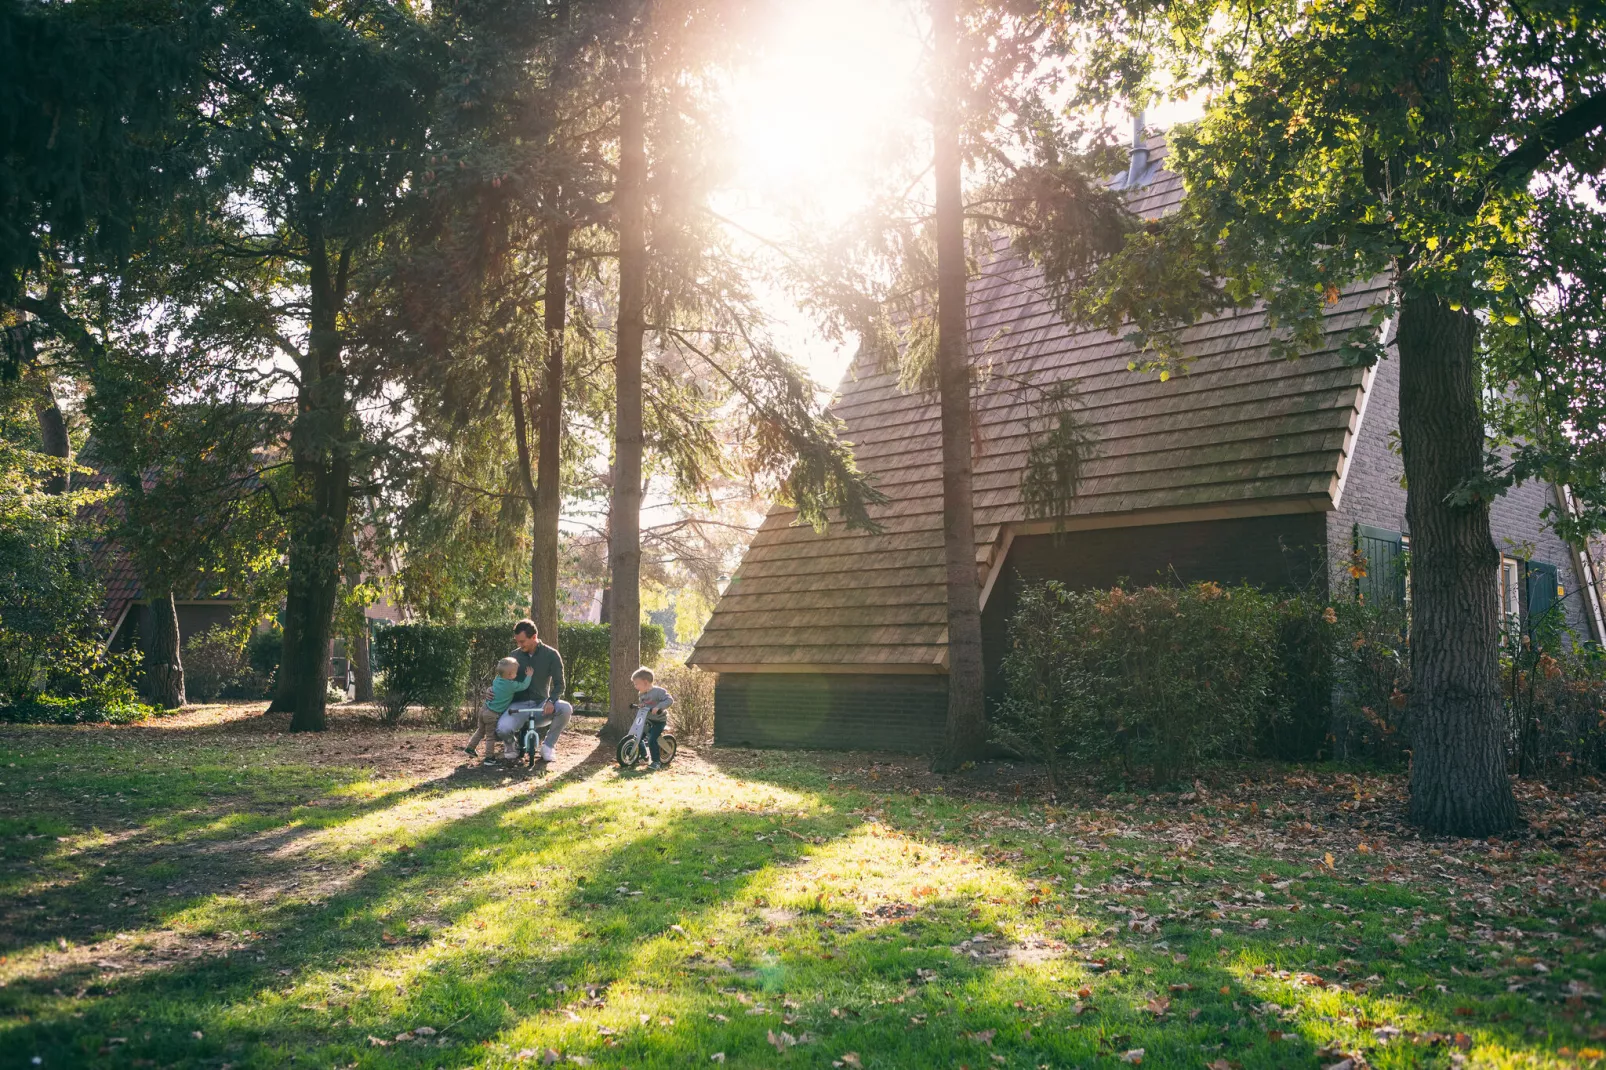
[
  {"xmin": 995, "ymin": 581, "xmax": 1280, "ymax": 786},
  {"xmin": 0, "ymin": 694, "xmax": 158, "ymax": 725},
  {"xmin": 183, "ymin": 627, "xmax": 245, "ymax": 702},
  {"xmin": 372, "ymin": 621, "xmax": 666, "ymax": 723},
  {"xmin": 239, "ymin": 629, "xmax": 281, "ymax": 698},
  {"xmin": 1506, "ymin": 608, "xmax": 1606, "ymax": 782},
  {"xmin": 372, "ymin": 625, "xmax": 470, "ymax": 724},
  {"xmin": 654, "ymin": 658, "xmax": 716, "ymax": 742},
  {"xmin": 1326, "ymin": 600, "xmax": 1412, "ymax": 763}
]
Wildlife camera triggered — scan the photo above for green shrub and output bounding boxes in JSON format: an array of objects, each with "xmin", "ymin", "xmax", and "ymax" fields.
[
  {"xmin": 1327, "ymin": 600, "xmax": 1411, "ymax": 762},
  {"xmin": 183, "ymin": 626, "xmax": 245, "ymax": 702},
  {"xmin": 372, "ymin": 621, "xmax": 666, "ymax": 721},
  {"xmin": 372, "ymin": 625, "xmax": 470, "ymax": 724},
  {"xmin": 0, "ymin": 694, "xmax": 158, "ymax": 725},
  {"xmin": 239, "ymin": 629, "xmax": 281, "ymax": 698},
  {"xmin": 995, "ymin": 581, "xmax": 1280, "ymax": 786},
  {"xmin": 1505, "ymin": 609, "xmax": 1606, "ymax": 782}
]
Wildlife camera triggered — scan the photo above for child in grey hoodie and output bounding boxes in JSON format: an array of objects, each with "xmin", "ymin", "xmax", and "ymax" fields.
[{"xmin": 630, "ymin": 667, "xmax": 674, "ymax": 770}]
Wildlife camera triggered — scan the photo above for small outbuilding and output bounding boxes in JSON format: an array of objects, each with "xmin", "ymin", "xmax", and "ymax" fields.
[{"xmin": 689, "ymin": 137, "xmax": 1606, "ymax": 753}]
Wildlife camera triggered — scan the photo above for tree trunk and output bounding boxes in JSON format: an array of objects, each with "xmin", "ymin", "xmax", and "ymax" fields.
[
  {"xmin": 511, "ymin": 360, "xmax": 540, "ymax": 609},
  {"xmin": 534, "ymin": 219, "xmax": 571, "ymax": 641},
  {"xmin": 279, "ymin": 232, "xmax": 354, "ymax": 733},
  {"xmin": 266, "ymin": 600, "xmax": 301, "ymax": 713},
  {"xmin": 350, "ymin": 621, "xmax": 374, "ymax": 702},
  {"xmin": 26, "ymin": 364, "xmax": 70, "ymax": 494},
  {"xmin": 929, "ymin": 0, "xmax": 987, "ymax": 772},
  {"xmin": 1397, "ymin": 292, "xmax": 1518, "ymax": 835},
  {"xmin": 283, "ymin": 451, "xmax": 350, "ymax": 731},
  {"xmin": 144, "ymin": 589, "xmax": 186, "ymax": 709},
  {"xmin": 607, "ymin": 56, "xmax": 646, "ymax": 739}
]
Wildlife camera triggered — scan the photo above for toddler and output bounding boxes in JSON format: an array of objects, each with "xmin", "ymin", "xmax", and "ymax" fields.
[
  {"xmin": 631, "ymin": 667, "xmax": 674, "ymax": 770},
  {"xmin": 466, "ymin": 656, "xmax": 534, "ymax": 764}
]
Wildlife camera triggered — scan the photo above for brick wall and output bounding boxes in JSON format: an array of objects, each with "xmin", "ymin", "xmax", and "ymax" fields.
[
  {"xmin": 714, "ymin": 673, "xmax": 947, "ymax": 753},
  {"xmin": 1330, "ymin": 352, "xmax": 1595, "ymax": 637}
]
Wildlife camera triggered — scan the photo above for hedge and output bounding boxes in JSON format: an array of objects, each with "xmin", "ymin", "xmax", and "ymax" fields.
[{"xmin": 372, "ymin": 621, "xmax": 665, "ymax": 723}]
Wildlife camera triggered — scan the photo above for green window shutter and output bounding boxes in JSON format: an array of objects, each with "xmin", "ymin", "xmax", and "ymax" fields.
[
  {"xmin": 1354, "ymin": 524, "xmax": 1407, "ymax": 606},
  {"xmin": 1525, "ymin": 560, "xmax": 1560, "ymax": 632}
]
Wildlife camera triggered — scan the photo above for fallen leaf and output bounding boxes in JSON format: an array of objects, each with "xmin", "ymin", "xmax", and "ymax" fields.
[
  {"xmin": 768, "ymin": 1030, "xmax": 797, "ymax": 1052},
  {"xmin": 710, "ymin": 1056, "xmax": 725, "ymax": 1065},
  {"xmin": 414, "ymin": 1026, "xmax": 437, "ymax": 1037},
  {"xmin": 969, "ymin": 1029, "xmax": 996, "ymax": 1045},
  {"xmin": 839, "ymin": 1054, "xmax": 863, "ymax": 1068},
  {"xmin": 1145, "ymin": 997, "xmax": 1170, "ymax": 1017},
  {"xmin": 1120, "ymin": 1048, "xmax": 1145, "ymax": 1064}
]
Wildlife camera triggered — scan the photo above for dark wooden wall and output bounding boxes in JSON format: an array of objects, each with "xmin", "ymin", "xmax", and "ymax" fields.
[{"xmin": 714, "ymin": 673, "xmax": 947, "ymax": 753}]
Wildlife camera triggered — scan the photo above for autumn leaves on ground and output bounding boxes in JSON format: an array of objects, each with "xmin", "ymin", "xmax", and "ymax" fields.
[{"xmin": 2, "ymin": 706, "xmax": 1604, "ymax": 1069}]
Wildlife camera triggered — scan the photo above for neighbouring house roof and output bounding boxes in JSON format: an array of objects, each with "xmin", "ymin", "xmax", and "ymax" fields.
[
  {"xmin": 75, "ymin": 453, "xmax": 240, "ymax": 643},
  {"xmin": 689, "ymin": 136, "xmax": 1390, "ymax": 674}
]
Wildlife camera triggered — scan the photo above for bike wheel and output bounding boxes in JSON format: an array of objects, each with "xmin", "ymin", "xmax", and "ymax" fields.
[
  {"xmin": 658, "ymin": 734, "xmax": 677, "ymax": 766},
  {"xmin": 617, "ymin": 736, "xmax": 642, "ymax": 767}
]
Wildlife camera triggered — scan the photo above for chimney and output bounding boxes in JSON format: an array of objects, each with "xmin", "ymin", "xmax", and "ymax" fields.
[{"xmin": 1124, "ymin": 109, "xmax": 1150, "ymax": 190}]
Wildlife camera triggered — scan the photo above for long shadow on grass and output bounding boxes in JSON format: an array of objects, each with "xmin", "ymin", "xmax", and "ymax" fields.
[
  {"xmin": 699, "ymin": 747, "xmax": 1584, "ymax": 1067},
  {"xmin": 0, "ymin": 735, "xmax": 592, "ymax": 952},
  {"xmin": 0, "ymin": 751, "xmax": 849, "ymax": 1067},
  {"xmin": 1, "ymin": 747, "xmax": 1582, "ymax": 1070}
]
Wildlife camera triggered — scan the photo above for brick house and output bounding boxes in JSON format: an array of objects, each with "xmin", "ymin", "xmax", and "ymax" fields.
[{"xmin": 688, "ymin": 136, "xmax": 1606, "ymax": 753}]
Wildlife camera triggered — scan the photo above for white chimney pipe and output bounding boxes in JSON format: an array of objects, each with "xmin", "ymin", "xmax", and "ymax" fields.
[{"xmin": 1125, "ymin": 109, "xmax": 1150, "ymax": 190}]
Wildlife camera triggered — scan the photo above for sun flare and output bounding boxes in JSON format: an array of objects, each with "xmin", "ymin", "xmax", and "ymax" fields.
[{"xmin": 728, "ymin": 0, "xmax": 923, "ymax": 225}]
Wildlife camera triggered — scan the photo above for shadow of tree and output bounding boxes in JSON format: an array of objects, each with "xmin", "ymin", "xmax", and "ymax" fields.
[{"xmin": 0, "ymin": 736, "xmax": 1589, "ymax": 1069}]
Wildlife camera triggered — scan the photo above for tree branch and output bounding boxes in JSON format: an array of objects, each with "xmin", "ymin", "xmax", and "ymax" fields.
[{"xmin": 1487, "ymin": 90, "xmax": 1606, "ymax": 192}]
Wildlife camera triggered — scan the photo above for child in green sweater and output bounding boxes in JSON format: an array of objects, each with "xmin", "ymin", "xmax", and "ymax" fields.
[{"xmin": 466, "ymin": 657, "xmax": 533, "ymax": 764}]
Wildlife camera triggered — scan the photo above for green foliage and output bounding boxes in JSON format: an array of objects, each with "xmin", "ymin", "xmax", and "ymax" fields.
[
  {"xmin": 182, "ymin": 625, "xmax": 277, "ymax": 703},
  {"xmin": 1036, "ymin": 0, "xmax": 1606, "ymax": 529},
  {"xmin": 1328, "ymin": 600, "xmax": 1413, "ymax": 764},
  {"xmin": 1018, "ymin": 380, "xmax": 1099, "ymax": 526},
  {"xmin": 372, "ymin": 621, "xmax": 666, "ymax": 723},
  {"xmin": 996, "ymin": 581, "xmax": 1280, "ymax": 786},
  {"xmin": 0, "ymin": 693, "xmax": 157, "ymax": 725},
  {"xmin": 1504, "ymin": 611, "xmax": 1606, "ymax": 783},
  {"xmin": 372, "ymin": 625, "xmax": 471, "ymax": 725}
]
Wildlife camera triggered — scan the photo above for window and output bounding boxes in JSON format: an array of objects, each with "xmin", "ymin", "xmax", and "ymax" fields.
[
  {"xmin": 1354, "ymin": 525, "xmax": 1407, "ymax": 606},
  {"xmin": 1500, "ymin": 557, "xmax": 1523, "ymax": 626}
]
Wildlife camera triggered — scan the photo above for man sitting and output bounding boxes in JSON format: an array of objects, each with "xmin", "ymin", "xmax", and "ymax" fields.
[{"xmin": 497, "ymin": 619, "xmax": 571, "ymax": 765}]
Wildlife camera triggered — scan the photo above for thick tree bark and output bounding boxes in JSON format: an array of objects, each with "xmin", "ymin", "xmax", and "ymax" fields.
[
  {"xmin": 606, "ymin": 58, "xmax": 646, "ymax": 739},
  {"xmin": 350, "ymin": 621, "xmax": 374, "ymax": 702},
  {"xmin": 277, "ymin": 231, "xmax": 354, "ymax": 733},
  {"xmin": 144, "ymin": 589, "xmax": 186, "ymax": 709},
  {"xmin": 1397, "ymin": 292, "xmax": 1518, "ymax": 835},
  {"xmin": 534, "ymin": 220, "xmax": 571, "ymax": 641},
  {"xmin": 929, "ymin": 0, "xmax": 987, "ymax": 772}
]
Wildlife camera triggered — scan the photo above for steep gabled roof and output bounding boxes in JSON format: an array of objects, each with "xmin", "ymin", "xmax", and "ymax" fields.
[{"xmin": 690, "ymin": 139, "xmax": 1388, "ymax": 673}]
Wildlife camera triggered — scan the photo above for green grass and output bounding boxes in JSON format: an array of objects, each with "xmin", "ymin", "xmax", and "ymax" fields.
[{"xmin": 2, "ymin": 706, "xmax": 1603, "ymax": 1069}]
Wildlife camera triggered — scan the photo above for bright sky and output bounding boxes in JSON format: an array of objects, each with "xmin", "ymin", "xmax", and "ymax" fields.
[
  {"xmin": 722, "ymin": 0, "xmax": 926, "ymax": 391},
  {"xmin": 722, "ymin": 0, "xmax": 1205, "ymax": 394}
]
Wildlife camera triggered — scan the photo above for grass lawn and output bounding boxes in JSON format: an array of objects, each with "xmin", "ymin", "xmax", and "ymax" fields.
[{"xmin": 2, "ymin": 705, "xmax": 1604, "ymax": 1069}]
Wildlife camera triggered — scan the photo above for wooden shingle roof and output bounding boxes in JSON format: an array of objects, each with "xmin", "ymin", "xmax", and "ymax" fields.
[{"xmin": 690, "ymin": 139, "xmax": 1388, "ymax": 673}]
